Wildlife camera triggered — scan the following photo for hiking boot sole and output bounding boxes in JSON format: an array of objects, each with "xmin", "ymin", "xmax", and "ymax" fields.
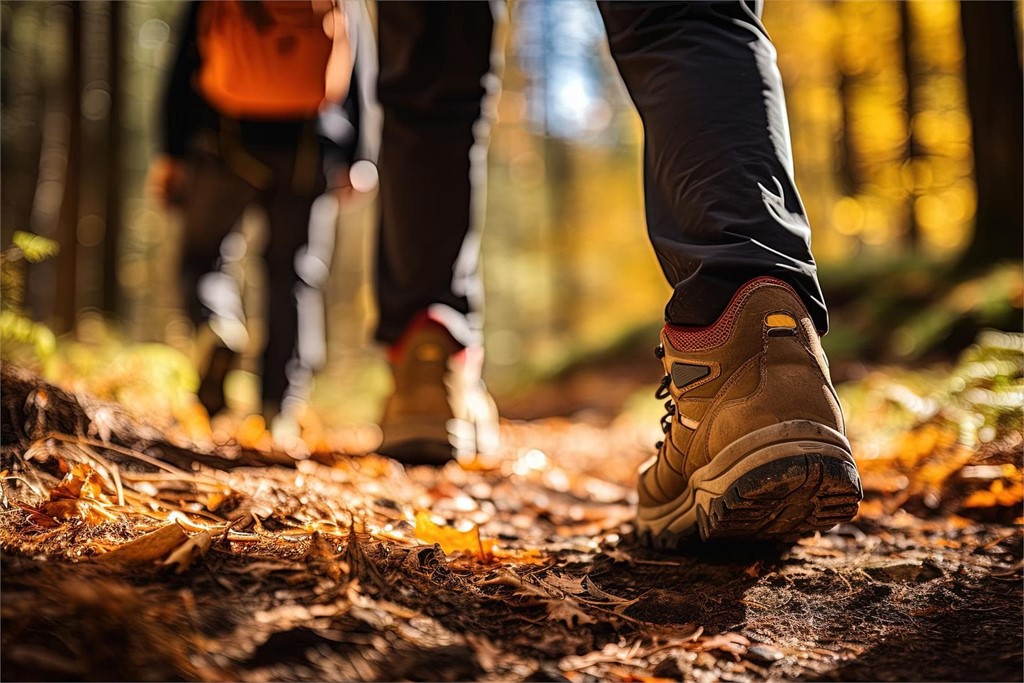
[
  {"xmin": 377, "ymin": 438, "xmax": 454, "ymax": 466},
  {"xmin": 377, "ymin": 417, "xmax": 457, "ymax": 466},
  {"xmin": 637, "ymin": 420, "xmax": 862, "ymax": 549}
]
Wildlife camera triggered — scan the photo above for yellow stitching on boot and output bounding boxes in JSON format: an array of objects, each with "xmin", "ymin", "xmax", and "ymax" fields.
[{"xmin": 765, "ymin": 313, "xmax": 797, "ymax": 328}]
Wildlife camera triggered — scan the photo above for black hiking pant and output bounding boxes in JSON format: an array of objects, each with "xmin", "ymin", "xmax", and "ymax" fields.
[
  {"xmin": 374, "ymin": 0, "xmax": 828, "ymax": 347},
  {"xmin": 178, "ymin": 120, "xmax": 330, "ymax": 411}
]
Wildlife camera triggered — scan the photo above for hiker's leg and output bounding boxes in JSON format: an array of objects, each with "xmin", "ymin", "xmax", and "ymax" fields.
[
  {"xmin": 259, "ymin": 146, "xmax": 327, "ymax": 415},
  {"xmin": 179, "ymin": 149, "xmax": 255, "ymax": 343},
  {"xmin": 598, "ymin": 0, "xmax": 828, "ymax": 332},
  {"xmin": 374, "ymin": 1, "xmax": 501, "ymax": 347}
]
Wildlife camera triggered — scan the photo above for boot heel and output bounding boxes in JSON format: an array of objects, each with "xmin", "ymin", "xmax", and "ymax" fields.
[{"xmin": 698, "ymin": 453, "xmax": 862, "ymax": 542}]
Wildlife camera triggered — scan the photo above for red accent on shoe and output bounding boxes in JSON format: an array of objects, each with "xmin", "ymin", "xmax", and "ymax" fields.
[
  {"xmin": 662, "ymin": 277, "xmax": 799, "ymax": 351},
  {"xmin": 388, "ymin": 310, "xmax": 461, "ymax": 364}
]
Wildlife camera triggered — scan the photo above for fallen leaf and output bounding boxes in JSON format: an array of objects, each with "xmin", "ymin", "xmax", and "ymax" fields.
[
  {"xmin": 162, "ymin": 530, "xmax": 212, "ymax": 573},
  {"xmin": 490, "ymin": 546, "xmax": 546, "ymax": 563},
  {"xmin": 466, "ymin": 634, "xmax": 506, "ymax": 673},
  {"xmin": 99, "ymin": 524, "xmax": 188, "ymax": 565},
  {"xmin": 414, "ymin": 510, "xmax": 494, "ymax": 558},
  {"xmin": 558, "ymin": 640, "xmax": 644, "ymax": 672},
  {"xmin": 19, "ymin": 463, "xmax": 118, "ymax": 527},
  {"xmin": 963, "ymin": 479, "xmax": 1024, "ymax": 508},
  {"xmin": 540, "ymin": 572, "xmax": 587, "ymax": 595},
  {"xmin": 546, "ymin": 597, "xmax": 595, "ymax": 627},
  {"xmin": 479, "ymin": 569, "xmax": 549, "ymax": 598},
  {"xmin": 304, "ymin": 531, "xmax": 347, "ymax": 581},
  {"xmin": 49, "ymin": 463, "xmax": 108, "ymax": 503},
  {"xmin": 604, "ymin": 546, "xmax": 634, "ymax": 563},
  {"xmin": 583, "ymin": 576, "xmax": 634, "ymax": 604}
]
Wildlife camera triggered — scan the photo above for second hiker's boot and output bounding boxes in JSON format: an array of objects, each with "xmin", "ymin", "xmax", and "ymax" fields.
[
  {"xmin": 197, "ymin": 345, "xmax": 237, "ymax": 417},
  {"xmin": 379, "ymin": 311, "xmax": 499, "ymax": 465},
  {"xmin": 637, "ymin": 277, "xmax": 862, "ymax": 548}
]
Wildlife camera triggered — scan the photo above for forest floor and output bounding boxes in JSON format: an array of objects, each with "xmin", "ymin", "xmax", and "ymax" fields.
[{"xmin": 1, "ymin": 332, "xmax": 1022, "ymax": 682}]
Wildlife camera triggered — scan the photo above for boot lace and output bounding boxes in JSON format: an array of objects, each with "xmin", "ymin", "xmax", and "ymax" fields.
[{"xmin": 654, "ymin": 344, "xmax": 673, "ymax": 450}]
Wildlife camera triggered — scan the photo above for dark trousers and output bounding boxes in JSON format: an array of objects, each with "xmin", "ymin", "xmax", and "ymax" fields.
[
  {"xmin": 179, "ymin": 122, "xmax": 328, "ymax": 408},
  {"xmin": 374, "ymin": 0, "xmax": 828, "ymax": 346}
]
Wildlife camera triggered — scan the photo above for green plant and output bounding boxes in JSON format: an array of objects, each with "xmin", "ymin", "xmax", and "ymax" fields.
[{"xmin": 1, "ymin": 231, "xmax": 59, "ymax": 366}]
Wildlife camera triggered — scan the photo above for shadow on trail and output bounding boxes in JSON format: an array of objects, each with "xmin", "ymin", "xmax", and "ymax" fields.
[{"xmin": 812, "ymin": 571, "xmax": 1024, "ymax": 682}]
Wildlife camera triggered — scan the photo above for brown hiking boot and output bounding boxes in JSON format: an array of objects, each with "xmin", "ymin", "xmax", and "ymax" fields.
[
  {"xmin": 637, "ymin": 277, "xmax": 862, "ymax": 547},
  {"xmin": 194, "ymin": 321, "xmax": 245, "ymax": 418},
  {"xmin": 378, "ymin": 312, "xmax": 499, "ymax": 465}
]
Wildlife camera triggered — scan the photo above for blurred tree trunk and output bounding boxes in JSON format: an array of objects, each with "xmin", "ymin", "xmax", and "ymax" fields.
[
  {"xmin": 102, "ymin": 1, "xmax": 123, "ymax": 316},
  {"xmin": 899, "ymin": 1, "xmax": 921, "ymax": 249},
  {"xmin": 836, "ymin": 71, "xmax": 860, "ymax": 196},
  {"xmin": 832, "ymin": 1, "xmax": 860, "ymax": 198},
  {"xmin": 543, "ymin": 137, "xmax": 577, "ymax": 336},
  {"xmin": 958, "ymin": 0, "xmax": 1024, "ymax": 270},
  {"xmin": 53, "ymin": 2, "xmax": 83, "ymax": 333},
  {"xmin": 0, "ymin": 5, "xmax": 45, "ymax": 248}
]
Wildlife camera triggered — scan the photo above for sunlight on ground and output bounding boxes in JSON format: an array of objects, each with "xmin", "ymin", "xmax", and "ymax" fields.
[{"xmin": 0, "ymin": 332, "xmax": 1020, "ymax": 680}]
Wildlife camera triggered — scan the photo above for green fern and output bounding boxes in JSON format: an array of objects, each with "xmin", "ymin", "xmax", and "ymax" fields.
[{"xmin": 1, "ymin": 231, "xmax": 59, "ymax": 366}]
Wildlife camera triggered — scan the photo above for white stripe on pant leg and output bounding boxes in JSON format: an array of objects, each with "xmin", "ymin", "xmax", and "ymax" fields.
[
  {"xmin": 197, "ymin": 271, "xmax": 249, "ymax": 351},
  {"xmin": 304, "ymin": 193, "xmax": 339, "ymax": 276},
  {"xmin": 296, "ymin": 284, "xmax": 327, "ymax": 371},
  {"xmin": 291, "ymin": 192, "xmax": 339, "ymax": 399}
]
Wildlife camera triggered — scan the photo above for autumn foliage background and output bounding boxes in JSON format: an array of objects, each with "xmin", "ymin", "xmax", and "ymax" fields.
[
  {"xmin": 0, "ymin": 2, "xmax": 1022, "ymax": 681},
  {"xmin": 0, "ymin": 0, "xmax": 1020, "ymax": 415}
]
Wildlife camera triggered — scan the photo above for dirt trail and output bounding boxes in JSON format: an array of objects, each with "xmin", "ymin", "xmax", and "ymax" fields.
[{"xmin": 1, "ymin": 362, "xmax": 1021, "ymax": 682}]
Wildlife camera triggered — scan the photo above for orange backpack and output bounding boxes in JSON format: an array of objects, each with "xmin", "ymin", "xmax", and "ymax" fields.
[{"xmin": 196, "ymin": 0, "xmax": 350, "ymax": 119}]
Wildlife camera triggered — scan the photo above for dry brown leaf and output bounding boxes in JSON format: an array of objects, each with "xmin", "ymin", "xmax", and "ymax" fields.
[
  {"xmin": 49, "ymin": 463, "xmax": 108, "ymax": 503},
  {"xmin": 304, "ymin": 531, "xmax": 347, "ymax": 581},
  {"xmin": 479, "ymin": 569, "xmax": 549, "ymax": 598},
  {"xmin": 583, "ymin": 576, "xmax": 633, "ymax": 604},
  {"xmin": 545, "ymin": 597, "xmax": 595, "ymax": 627},
  {"xmin": 541, "ymin": 572, "xmax": 587, "ymax": 595},
  {"xmin": 99, "ymin": 524, "xmax": 188, "ymax": 565},
  {"xmin": 644, "ymin": 623, "xmax": 704, "ymax": 646},
  {"xmin": 18, "ymin": 463, "xmax": 118, "ymax": 527},
  {"xmin": 604, "ymin": 546, "xmax": 634, "ymax": 563},
  {"xmin": 163, "ymin": 530, "xmax": 212, "ymax": 573},
  {"xmin": 558, "ymin": 640, "xmax": 645, "ymax": 672},
  {"xmin": 489, "ymin": 546, "xmax": 546, "ymax": 563}
]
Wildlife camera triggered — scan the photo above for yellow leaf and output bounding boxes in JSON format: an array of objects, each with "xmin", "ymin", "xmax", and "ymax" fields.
[
  {"xmin": 49, "ymin": 463, "xmax": 109, "ymax": 503},
  {"xmin": 963, "ymin": 481, "xmax": 1024, "ymax": 508},
  {"xmin": 414, "ymin": 510, "xmax": 494, "ymax": 559}
]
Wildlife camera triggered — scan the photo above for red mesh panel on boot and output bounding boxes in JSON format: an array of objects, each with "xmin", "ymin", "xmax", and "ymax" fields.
[{"xmin": 662, "ymin": 277, "xmax": 795, "ymax": 351}]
